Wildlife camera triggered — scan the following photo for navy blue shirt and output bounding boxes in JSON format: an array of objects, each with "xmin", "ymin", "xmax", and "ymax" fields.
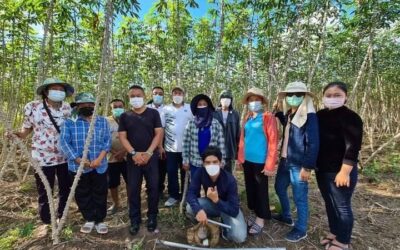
[{"xmin": 187, "ymin": 167, "xmax": 240, "ymax": 217}]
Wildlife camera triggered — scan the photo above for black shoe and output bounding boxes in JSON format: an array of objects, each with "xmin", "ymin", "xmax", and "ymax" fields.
[
  {"xmin": 272, "ymin": 213, "xmax": 294, "ymax": 226},
  {"xmin": 147, "ymin": 218, "xmax": 157, "ymax": 232},
  {"xmin": 129, "ymin": 222, "xmax": 140, "ymax": 235}
]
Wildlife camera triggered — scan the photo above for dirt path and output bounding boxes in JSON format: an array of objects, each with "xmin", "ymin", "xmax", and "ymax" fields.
[{"xmin": 1, "ymin": 171, "xmax": 399, "ymax": 250}]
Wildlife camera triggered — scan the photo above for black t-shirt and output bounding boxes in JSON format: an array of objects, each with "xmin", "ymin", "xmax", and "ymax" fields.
[
  {"xmin": 316, "ymin": 106, "xmax": 363, "ymax": 173},
  {"xmin": 118, "ymin": 108, "xmax": 162, "ymax": 152}
]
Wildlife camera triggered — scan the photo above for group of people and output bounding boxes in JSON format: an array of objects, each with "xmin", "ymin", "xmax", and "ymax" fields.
[{"xmin": 9, "ymin": 78, "xmax": 362, "ymax": 250}]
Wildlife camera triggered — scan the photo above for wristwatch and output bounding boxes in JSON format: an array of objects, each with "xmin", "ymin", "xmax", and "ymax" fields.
[{"xmin": 129, "ymin": 149, "xmax": 136, "ymax": 156}]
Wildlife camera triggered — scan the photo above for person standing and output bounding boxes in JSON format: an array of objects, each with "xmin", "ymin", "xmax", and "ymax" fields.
[
  {"xmin": 106, "ymin": 99, "xmax": 128, "ymax": 215},
  {"xmin": 213, "ymin": 90, "xmax": 240, "ymax": 173},
  {"xmin": 8, "ymin": 78, "xmax": 73, "ymax": 233},
  {"xmin": 316, "ymin": 82, "xmax": 363, "ymax": 250},
  {"xmin": 237, "ymin": 87, "xmax": 278, "ymax": 235},
  {"xmin": 59, "ymin": 92, "xmax": 111, "ymax": 234},
  {"xmin": 163, "ymin": 86, "xmax": 193, "ymax": 207},
  {"xmin": 147, "ymin": 86, "xmax": 167, "ymax": 199},
  {"xmin": 273, "ymin": 81, "xmax": 319, "ymax": 242},
  {"xmin": 182, "ymin": 94, "xmax": 226, "ymax": 179},
  {"xmin": 118, "ymin": 85, "xmax": 163, "ymax": 235}
]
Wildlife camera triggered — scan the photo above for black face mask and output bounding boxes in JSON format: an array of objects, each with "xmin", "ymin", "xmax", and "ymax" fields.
[{"xmin": 78, "ymin": 107, "xmax": 94, "ymax": 117}]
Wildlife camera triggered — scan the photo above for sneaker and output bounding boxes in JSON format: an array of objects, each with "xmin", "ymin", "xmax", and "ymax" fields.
[
  {"xmin": 272, "ymin": 213, "xmax": 294, "ymax": 226},
  {"xmin": 285, "ymin": 228, "xmax": 307, "ymax": 242},
  {"xmin": 164, "ymin": 197, "xmax": 178, "ymax": 207}
]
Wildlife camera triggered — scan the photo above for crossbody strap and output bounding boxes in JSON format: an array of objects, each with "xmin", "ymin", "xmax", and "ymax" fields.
[{"xmin": 43, "ymin": 99, "xmax": 61, "ymax": 133}]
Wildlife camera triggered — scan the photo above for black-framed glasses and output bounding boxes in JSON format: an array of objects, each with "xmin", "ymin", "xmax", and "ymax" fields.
[{"xmin": 286, "ymin": 92, "xmax": 305, "ymax": 97}]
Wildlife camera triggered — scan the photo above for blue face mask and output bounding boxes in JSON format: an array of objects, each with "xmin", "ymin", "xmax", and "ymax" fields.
[
  {"xmin": 112, "ymin": 108, "xmax": 124, "ymax": 118},
  {"xmin": 286, "ymin": 96, "xmax": 304, "ymax": 107},
  {"xmin": 248, "ymin": 101, "xmax": 263, "ymax": 112},
  {"xmin": 153, "ymin": 95, "xmax": 164, "ymax": 105},
  {"xmin": 48, "ymin": 90, "xmax": 66, "ymax": 102}
]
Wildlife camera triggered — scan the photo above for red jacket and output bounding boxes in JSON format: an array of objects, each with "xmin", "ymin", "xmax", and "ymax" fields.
[{"xmin": 238, "ymin": 111, "xmax": 279, "ymax": 172}]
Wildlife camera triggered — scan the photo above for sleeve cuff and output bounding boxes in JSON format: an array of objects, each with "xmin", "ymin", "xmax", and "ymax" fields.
[{"xmin": 343, "ymin": 159, "xmax": 357, "ymax": 166}]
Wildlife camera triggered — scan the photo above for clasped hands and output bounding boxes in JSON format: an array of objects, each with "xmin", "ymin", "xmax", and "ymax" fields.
[{"xmin": 132, "ymin": 152, "xmax": 152, "ymax": 166}]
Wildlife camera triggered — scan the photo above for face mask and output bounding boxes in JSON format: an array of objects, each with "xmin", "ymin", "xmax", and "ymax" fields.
[
  {"xmin": 323, "ymin": 97, "xmax": 346, "ymax": 110},
  {"xmin": 152, "ymin": 95, "xmax": 164, "ymax": 105},
  {"xmin": 220, "ymin": 98, "xmax": 231, "ymax": 108},
  {"xmin": 130, "ymin": 97, "xmax": 144, "ymax": 109},
  {"xmin": 173, "ymin": 95, "xmax": 183, "ymax": 105},
  {"xmin": 248, "ymin": 101, "xmax": 262, "ymax": 112},
  {"xmin": 78, "ymin": 106, "xmax": 94, "ymax": 117},
  {"xmin": 205, "ymin": 164, "xmax": 220, "ymax": 176},
  {"xmin": 112, "ymin": 108, "xmax": 124, "ymax": 118},
  {"xmin": 196, "ymin": 106, "xmax": 208, "ymax": 117},
  {"xmin": 48, "ymin": 90, "xmax": 66, "ymax": 102},
  {"xmin": 286, "ymin": 96, "xmax": 304, "ymax": 107}
]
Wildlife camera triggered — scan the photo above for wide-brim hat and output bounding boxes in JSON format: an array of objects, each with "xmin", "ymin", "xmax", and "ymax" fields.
[
  {"xmin": 190, "ymin": 94, "xmax": 215, "ymax": 115},
  {"xmin": 278, "ymin": 81, "xmax": 315, "ymax": 98},
  {"xmin": 36, "ymin": 78, "xmax": 74, "ymax": 97},
  {"xmin": 242, "ymin": 87, "xmax": 267, "ymax": 104},
  {"xmin": 75, "ymin": 92, "xmax": 95, "ymax": 104}
]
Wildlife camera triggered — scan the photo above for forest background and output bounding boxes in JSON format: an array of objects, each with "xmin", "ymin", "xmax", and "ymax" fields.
[{"xmin": 0, "ymin": 0, "xmax": 399, "ymax": 249}]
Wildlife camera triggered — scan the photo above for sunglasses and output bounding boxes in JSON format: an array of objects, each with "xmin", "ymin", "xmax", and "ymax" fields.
[{"xmin": 286, "ymin": 92, "xmax": 305, "ymax": 97}]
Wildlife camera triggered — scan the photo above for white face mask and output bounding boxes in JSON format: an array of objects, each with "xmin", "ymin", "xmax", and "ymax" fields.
[
  {"xmin": 48, "ymin": 90, "xmax": 66, "ymax": 102},
  {"xmin": 173, "ymin": 95, "xmax": 183, "ymax": 105},
  {"xmin": 130, "ymin": 97, "xmax": 144, "ymax": 109},
  {"xmin": 205, "ymin": 164, "xmax": 220, "ymax": 176},
  {"xmin": 220, "ymin": 98, "xmax": 231, "ymax": 108},
  {"xmin": 322, "ymin": 97, "xmax": 346, "ymax": 110}
]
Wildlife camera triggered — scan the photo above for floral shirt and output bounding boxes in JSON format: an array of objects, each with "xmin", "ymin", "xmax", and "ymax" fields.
[{"xmin": 22, "ymin": 100, "xmax": 71, "ymax": 167}]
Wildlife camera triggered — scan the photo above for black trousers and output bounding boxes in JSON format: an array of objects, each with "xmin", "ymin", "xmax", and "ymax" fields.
[
  {"xmin": 158, "ymin": 158, "xmax": 167, "ymax": 194},
  {"xmin": 70, "ymin": 170, "xmax": 108, "ymax": 223},
  {"xmin": 127, "ymin": 155, "xmax": 159, "ymax": 224},
  {"xmin": 34, "ymin": 163, "xmax": 71, "ymax": 224},
  {"xmin": 243, "ymin": 161, "xmax": 271, "ymax": 219}
]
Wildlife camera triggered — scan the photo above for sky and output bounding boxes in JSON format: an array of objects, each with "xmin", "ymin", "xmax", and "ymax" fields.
[
  {"xmin": 33, "ymin": 0, "xmax": 213, "ymax": 37},
  {"xmin": 137, "ymin": 0, "xmax": 212, "ymax": 20}
]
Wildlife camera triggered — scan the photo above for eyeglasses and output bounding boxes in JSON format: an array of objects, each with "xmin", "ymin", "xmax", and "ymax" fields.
[{"xmin": 286, "ymin": 92, "xmax": 305, "ymax": 97}]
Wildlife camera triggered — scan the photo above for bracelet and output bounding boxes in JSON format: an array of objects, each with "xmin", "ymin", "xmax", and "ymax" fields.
[{"xmin": 146, "ymin": 151, "xmax": 153, "ymax": 156}]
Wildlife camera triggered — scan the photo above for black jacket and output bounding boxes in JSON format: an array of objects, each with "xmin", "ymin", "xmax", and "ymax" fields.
[{"xmin": 214, "ymin": 108, "xmax": 240, "ymax": 159}]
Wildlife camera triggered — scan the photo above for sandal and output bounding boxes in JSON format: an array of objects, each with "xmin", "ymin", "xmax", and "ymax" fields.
[
  {"xmin": 95, "ymin": 222, "xmax": 108, "ymax": 234},
  {"xmin": 248, "ymin": 222, "xmax": 264, "ymax": 236},
  {"xmin": 320, "ymin": 236, "xmax": 335, "ymax": 246},
  {"xmin": 246, "ymin": 214, "xmax": 256, "ymax": 227},
  {"xmin": 80, "ymin": 221, "xmax": 95, "ymax": 234},
  {"xmin": 326, "ymin": 242, "xmax": 350, "ymax": 250}
]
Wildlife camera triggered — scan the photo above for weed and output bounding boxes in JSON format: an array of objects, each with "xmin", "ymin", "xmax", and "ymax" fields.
[
  {"xmin": 0, "ymin": 222, "xmax": 34, "ymax": 250},
  {"xmin": 61, "ymin": 225, "xmax": 74, "ymax": 241}
]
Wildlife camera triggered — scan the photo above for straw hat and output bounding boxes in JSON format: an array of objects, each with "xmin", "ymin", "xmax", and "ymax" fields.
[
  {"xmin": 242, "ymin": 87, "xmax": 267, "ymax": 104},
  {"xmin": 278, "ymin": 81, "xmax": 315, "ymax": 98}
]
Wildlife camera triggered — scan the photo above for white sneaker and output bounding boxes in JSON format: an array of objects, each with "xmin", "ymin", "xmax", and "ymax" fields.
[{"xmin": 164, "ymin": 197, "xmax": 178, "ymax": 207}]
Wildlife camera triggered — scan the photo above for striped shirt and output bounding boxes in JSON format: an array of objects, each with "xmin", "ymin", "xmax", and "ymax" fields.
[{"xmin": 59, "ymin": 116, "xmax": 111, "ymax": 174}]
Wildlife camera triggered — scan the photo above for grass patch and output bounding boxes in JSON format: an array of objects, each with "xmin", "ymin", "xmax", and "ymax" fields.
[
  {"xmin": 61, "ymin": 225, "xmax": 74, "ymax": 241},
  {"xmin": 19, "ymin": 181, "xmax": 35, "ymax": 193},
  {"xmin": 0, "ymin": 222, "xmax": 34, "ymax": 250},
  {"xmin": 363, "ymin": 151, "xmax": 400, "ymax": 183}
]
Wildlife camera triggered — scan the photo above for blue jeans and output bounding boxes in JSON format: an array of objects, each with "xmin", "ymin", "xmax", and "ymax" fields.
[
  {"xmin": 186, "ymin": 198, "xmax": 247, "ymax": 243},
  {"xmin": 316, "ymin": 169, "xmax": 357, "ymax": 244},
  {"xmin": 275, "ymin": 159, "xmax": 309, "ymax": 234},
  {"xmin": 166, "ymin": 152, "xmax": 185, "ymax": 199}
]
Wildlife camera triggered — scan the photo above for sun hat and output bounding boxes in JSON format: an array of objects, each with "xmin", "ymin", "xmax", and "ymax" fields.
[
  {"xmin": 278, "ymin": 81, "xmax": 315, "ymax": 98},
  {"xmin": 36, "ymin": 78, "xmax": 74, "ymax": 97},
  {"xmin": 75, "ymin": 92, "xmax": 95, "ymax": 104},
  {"xmin": 242, "ymin": 87, "xmax": 267, "ymax": 104}
]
